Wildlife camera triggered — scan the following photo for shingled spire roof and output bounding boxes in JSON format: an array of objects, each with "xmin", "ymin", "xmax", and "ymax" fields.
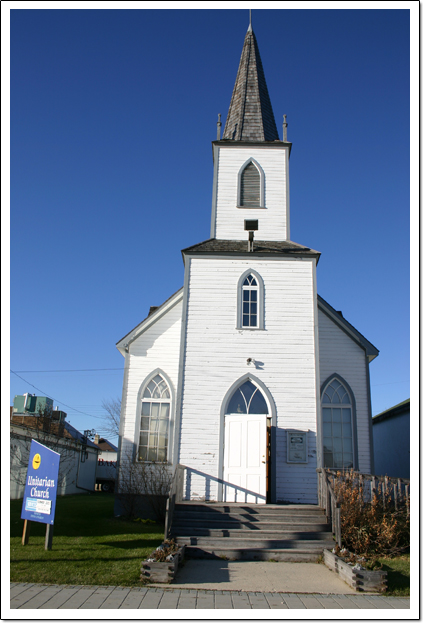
[{"xmin": 222, "ymin": 25, "xmax": 279, "ymax": 142}]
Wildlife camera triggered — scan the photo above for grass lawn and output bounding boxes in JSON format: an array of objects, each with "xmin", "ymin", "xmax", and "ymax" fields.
[
  {"xmin": 10, "ymin": 493, "xmax": 164, "ymax": 587},
  {"xmin": 370, "ymin": 555, "xmax": 410, "ymax": 596}
]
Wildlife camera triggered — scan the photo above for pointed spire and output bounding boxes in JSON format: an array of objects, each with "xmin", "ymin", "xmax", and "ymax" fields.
[{"xmin": 222, "ymin": 26, "xmax": 279, "ymax": 142}]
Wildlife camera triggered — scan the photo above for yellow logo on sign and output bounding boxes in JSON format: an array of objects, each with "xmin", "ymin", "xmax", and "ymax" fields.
[{"xmin": 32, "ymin": 453, "xmax": 41, "ymax": 470}]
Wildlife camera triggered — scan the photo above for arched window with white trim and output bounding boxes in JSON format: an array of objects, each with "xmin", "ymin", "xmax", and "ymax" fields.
[
  {"xmin": 226, "ymin": 380, "xmax": 269, "ymax": 415},
  {"xmin": 321, "ymin": 376, "xmax": 356, "ymax": 469},
  {"xmin": 237, "ymin": 269, "xmax": 264, "ymax": 329},
  {"xmin": 138, "ymin": 373, "xmax": 170, "ymax": 462},
  {"xmin": 237, "ymin": 158, "xmax": 265, "ymax": 208}
]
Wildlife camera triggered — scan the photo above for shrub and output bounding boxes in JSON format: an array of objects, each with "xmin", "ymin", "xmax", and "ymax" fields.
[{"xmin": 332, "ymin": 471, "xmax": 409, "ymax": 558}]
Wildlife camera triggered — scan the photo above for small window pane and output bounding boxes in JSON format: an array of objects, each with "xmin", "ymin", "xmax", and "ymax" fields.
[
  {"xmin": 138, "ymin": 446, "xmax": 148, "ymax": 460},
  {"xmin": 250, "ymin": 278, "xmax": 257, "ymax": 286},
  {"xmin": 243, "ymin": 290, "xmax": 249, "ymax": 301},
  {"xmin": 331, "ymin": 380, "xmax": 341, "ymax": 390},
  {"xmin": 243, "ymin": 278, "xmax": 249, "ymax": 286},
  {"xmin": 324, "ymin": 453, "xmax": 333, "ymax": 467},
  {"xmin": 139, "ymin": 432, "xmax": 148, "ymax": 446},
  {"xmin": 342, "ymin": 408, "xmax": 351, "ymax": 423},
  {"xmin": 323, "ymin": 439, "xmax": 333, "ymax": 453},
  {"xmin": 157, "ymin": 448, "xmax": 167, "ymax": 462},
  {"xmin": 160, "ymin": 403, "xmax": 170, "ymax": 419},
  {"xmin": 333, "ymin": 438, "xmax": 343, "ymax": 453},
  {"xmin": 151, "ymin": 403, "xmax": 160, "ymax": 419},
  {"xmin": 332, "ymin": 423, "xmax": 342, "ymax": 438},
  {"xmin": 322, "ymin": 394, "xmax": 331, "ymax": 404},
  {"xmin": 343, "ymin": 438, "xmax": 353, "ymax": 453},
  {"xmin": 227, "ymin": 389, "xmax": 247, "ymax": 414},
  {"xmin": 148, "ymin": 447, "xmax": 157, "ymax": 461},
  {"xmin": 250, "ymin": 290, "xmax": 257, "ymax": 302},
  {"xmin": 158, "ymin": 434, "xmax": 167, "ymax": 448},
  {"xmin": 331, "ymin": 391, "xmax": 340, "ymax": 404},
  {"xmin": 141, "ymin": 402, "xmax": 150, "ymax": 416},
  {"xmin": 141, "ymin": 416, "xmax": 149, "ymax": 431},
  {"xmin": 333, "ymin": 453, "xmax": 343, "ymax": 468},
  {"xmin": 325, "ymin": 386, "xmax": 335, "ymax": 400},
  {"xmin": 243, "ymin": 314, "xmax": 249, "ymax": 326},
  {"xmin": 250, "ymin": 315, "xmax": 257, "ymax": 327},
  {"xmin": 243, "ymin": 302, "xmax": 249, "ymax": 314},
  {"xmin": 149, "ymin": 433, "xmax": 158, "ymax": 446},
  {"xmin": 322, "ymin": 408, "xmax": 331, "ymax": 422},
  {"xmin": 343, "ymin": 454, "xmax": 353, "ymax": 468},
  {"xmin": 251, "ymin": 302, "xmax": 257, "ymax": 314},
  {"xmin": 249, "ymin": 391, "xmax": 268, "ymax": 414},
  {"xmin": 332, "ymin": 408, "xmax": 341, "ymax": 422},
  {"xmin": 323, "ymin": 423, "xmax": 332, "ymax": 437},
  {"xmin": 145, "ymin": 381, "xmax": 156, "ymax": 397}
]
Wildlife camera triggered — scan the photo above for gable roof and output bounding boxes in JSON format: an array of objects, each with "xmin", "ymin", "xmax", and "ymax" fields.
[
  {"xmin": 373, "ymin": 399, "xmax": 410, "ymax": 424},
  {"xmin": 116, "ymin": 287, "xmax": 184, "ymax": 355},
  {"xmin": 222, "ymin": 26, "xmax": 279, "ymax": 142},
  {"xmin": 318, "ymin": 295, "xmax": 379, "ymax": 361},
  {"xmin": 182, "ymin": 238, "xmax": 320, "ymax": 261}
]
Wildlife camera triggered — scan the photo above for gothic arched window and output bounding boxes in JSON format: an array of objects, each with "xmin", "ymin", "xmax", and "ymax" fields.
[
  {"xmin": 322, "ymin": 377, "xmax": 355, "ymax": 469},
  {"xmin": 237, "ymin": 270, "xmax": 264, "ymax": 329},
  {"xmin": 237, "ymin": 158, "xmax": 264, "ymax": 208},
  {"xmin": 226, "ymin": 380, "xmax": 269, "ymax": 415},
  {"xmin": 138, "ymin": 373, "xmax": 170, "ymax": 462}
]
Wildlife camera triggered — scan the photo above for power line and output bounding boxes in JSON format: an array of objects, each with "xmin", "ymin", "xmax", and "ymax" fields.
[
  {"xmin": 11, "ymin": 368, "xmax": 122, "ymax": 373},
  {"xmin": 10, "ymin": 370, "xmax": 108, "ymax": 421}
]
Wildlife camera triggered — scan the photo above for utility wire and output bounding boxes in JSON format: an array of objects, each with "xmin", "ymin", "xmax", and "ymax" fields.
[
  {"xmin": 10, "ymin": 370, "xmax": 108, "ymax": 421},
  {"xmin": 11, "ymin": 368, "xmax": 122, "ymax": 373}
]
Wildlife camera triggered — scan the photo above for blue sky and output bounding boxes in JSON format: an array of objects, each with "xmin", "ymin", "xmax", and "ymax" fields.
[{"xmin": 6, "ymin": 5, "xmax": 412, "ymax": 443}]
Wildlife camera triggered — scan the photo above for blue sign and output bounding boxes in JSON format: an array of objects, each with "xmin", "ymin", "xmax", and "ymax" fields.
[{"xmin": 21, "ymin": 440, "xmax": 60, "ymax": 525}]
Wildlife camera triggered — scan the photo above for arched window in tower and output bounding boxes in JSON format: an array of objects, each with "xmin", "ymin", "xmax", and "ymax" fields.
[
  {"xmin": 138, "ymin": 373, "xmax": 170, "ymax": 462},
  {"xmin": 322, "ymin": 377, "xmax": 355, "ymax": 469},
  {"xmin": 226, "ymin": 380, "xmax": 269, "ymax": 415},
  {"xmin": 237, "ymin": 270, "xmax": 264, "ymax": 329},
  {"xmin": 242, "ymin": 274, "xmax": 258, "ymax": 327},
  {"xmin": 237, "ymin": 159, "xmax": 264, "ymax": 208}
]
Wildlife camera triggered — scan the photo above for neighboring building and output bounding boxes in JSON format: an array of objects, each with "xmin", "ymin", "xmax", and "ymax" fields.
[
  {"xmin": 372, "ymin": 399, "xmax": 410, "ymax": 479},
  {"xmin": 10, "ymin": 394, "xmax": 98, "ymax": 499},
  {"xmin": 116, "ymin": 24, "xmax": 379, "ymax": 508},
  {"xmin": 94, "ymin": 434, "xmax": 118, "ymax": 492}
]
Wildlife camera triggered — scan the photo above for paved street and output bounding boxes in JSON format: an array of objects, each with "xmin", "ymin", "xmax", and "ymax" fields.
[{"xmin": 10, "ymin": 583, "xmax": 410, "ymax": 610}]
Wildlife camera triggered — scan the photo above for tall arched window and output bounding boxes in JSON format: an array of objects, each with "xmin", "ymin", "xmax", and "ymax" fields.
[
  {"xmin": 138, "ymin": 373, "xmax": 170, "ymax": 462},
  {"xmin": 237, "ymin": 158, "xmax": 264, "ymax": 208},
  {"xmin": 322, "ymin": 377, "xmax": 355, "ymax": 469},
  {"xmin": 237, "ymin": 269, "xmax": 264, "ymax": 329},
  {"xmin": 226, "ymin": 380, "xmax": 269, "ymax": 415}
]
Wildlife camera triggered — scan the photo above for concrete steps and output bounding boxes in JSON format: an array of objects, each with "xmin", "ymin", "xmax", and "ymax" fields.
[{"xmin": 170, "ymin": 502, "xmax": 334, "ymax": 562}]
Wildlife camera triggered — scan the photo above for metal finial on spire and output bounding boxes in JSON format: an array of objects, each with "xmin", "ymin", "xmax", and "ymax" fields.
[
  {"xmin": 283, "ymin": 114, "xmax": 288, "ymax": 142},
  {"xmin": 248, "ymin": 9, "xmax": 252, "ymax": 32},
  {"xmin": 217, "ymin": 113, "xmax": 222, "ymax": 140}
]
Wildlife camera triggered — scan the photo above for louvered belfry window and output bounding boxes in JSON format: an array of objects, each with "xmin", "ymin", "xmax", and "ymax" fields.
[{"xmin": 240, "ymin": 162, "xmax": 260, "ymax": 207}]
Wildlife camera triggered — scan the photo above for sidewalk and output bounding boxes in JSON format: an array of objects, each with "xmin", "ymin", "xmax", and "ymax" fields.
[{"xmin": 10, "ymin": 583, "xmax": 410, "ymax": 610}]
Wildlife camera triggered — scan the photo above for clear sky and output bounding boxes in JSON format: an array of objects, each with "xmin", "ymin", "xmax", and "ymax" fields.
[{"xmin": 6, "ymin": 4, "xmax": 412, "ymax": 443}]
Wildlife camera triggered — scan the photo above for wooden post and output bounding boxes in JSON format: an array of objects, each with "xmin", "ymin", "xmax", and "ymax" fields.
[
  {"xmin": 45, "ymin": 524, "xmax": 54, "ymax": 550},
  {"xmin": 393, "ymin": 483, "xmax": 398, "ymax": 510},
  {"xmin": 335, "ymin": 505, "xmax": 342, "ymax": 548},
  {"xmin": 22, "ymin": 519, "xmax": 31, "ymax": 545}
]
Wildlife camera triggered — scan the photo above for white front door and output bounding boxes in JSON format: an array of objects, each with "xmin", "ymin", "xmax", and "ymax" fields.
[{"xmin": 223, "ymin": 413, "xmax": 267, "ymax": 503}]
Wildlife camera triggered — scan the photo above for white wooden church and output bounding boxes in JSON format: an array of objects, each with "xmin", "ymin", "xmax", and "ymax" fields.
[{"xmin": 116, "ymin": 24, "xmax": 378, "ymax": 507}]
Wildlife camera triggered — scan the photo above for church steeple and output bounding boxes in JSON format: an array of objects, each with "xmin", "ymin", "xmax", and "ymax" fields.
[{"xmin": 222, "ymin": 26, "xmax": 279, "ymax": 142}]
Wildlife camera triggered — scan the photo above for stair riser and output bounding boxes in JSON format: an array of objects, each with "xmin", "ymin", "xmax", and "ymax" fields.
[
  {"xmin": 172, "ymin": 530, "xmax": 331, "ymax": 539},
  {"xmin": 173, "ymin": 522, "xmax": 327, "ymax": 532},
  {"xmin": 177, "ymin": 538, "xmax": 333, "ymax": 549},
  {"xmin": 185, "ymin": 548, "xmax": 322, "ymax": 562},
  {"xmin": 174, "ymin": 507, "xmax": 326, "ymax": 516}
]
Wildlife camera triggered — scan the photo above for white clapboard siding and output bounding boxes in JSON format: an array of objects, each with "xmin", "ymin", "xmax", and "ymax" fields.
[
  {"xmin": 213, "ymin": 145, "xmax": 289, "ymax": 241},
  {"xmin": 318, "ymin": 309, "xmax": 372, "ymax": 473},
  {"xmin": 119, "ymin": 301, "xmax": 183, "ymax": 466},
  {"xmin": 178, "ymin": 256, "xmax": 319, "ymax": 504}
]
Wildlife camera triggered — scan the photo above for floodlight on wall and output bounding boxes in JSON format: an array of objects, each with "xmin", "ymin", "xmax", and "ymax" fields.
[{"xmin": 244, "ymin": 220, "xmax": 258, "ymax": 252}]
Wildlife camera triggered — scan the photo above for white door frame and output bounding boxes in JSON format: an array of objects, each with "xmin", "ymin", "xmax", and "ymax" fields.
[{"xmin": 218, "ymin": 374, "xmax": 277, "ymax": 503}]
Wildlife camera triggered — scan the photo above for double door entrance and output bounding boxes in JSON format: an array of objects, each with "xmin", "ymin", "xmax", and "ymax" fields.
[{"xmin": 223, "ymin": 413, "xmax": 270, "ymax": 504}]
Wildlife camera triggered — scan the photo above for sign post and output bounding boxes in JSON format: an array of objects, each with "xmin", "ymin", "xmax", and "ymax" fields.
[{"xmin": 21, "ymin": 440, "xmax": 60, "ymax": 550}]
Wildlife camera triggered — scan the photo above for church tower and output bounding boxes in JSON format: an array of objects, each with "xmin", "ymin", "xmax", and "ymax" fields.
[{"xmin": 175, "ymin": 24, "xmax": 322, "ymax": 504}]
